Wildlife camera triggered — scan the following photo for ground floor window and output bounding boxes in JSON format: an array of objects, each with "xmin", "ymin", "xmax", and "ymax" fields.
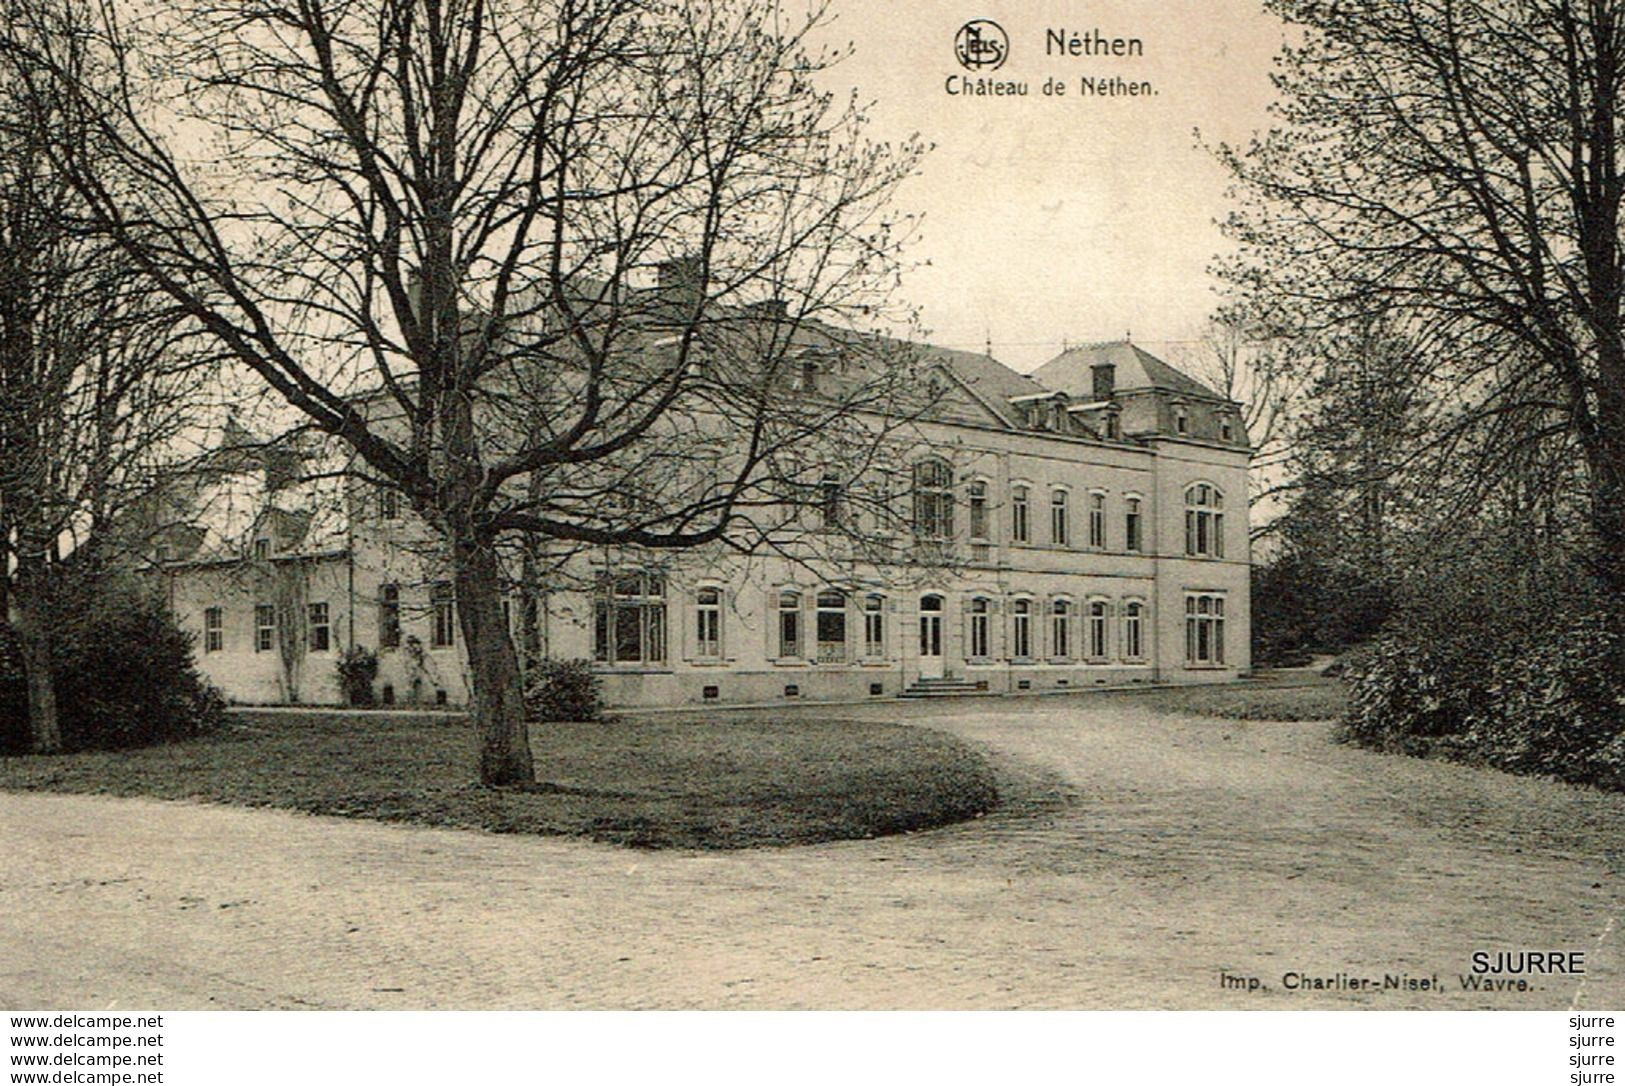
[
  {"xmin": 431, "ymin": 582, "xmax": 456, "ymax": 648},
  {"xmin": 1087, "ymin": 600, "xmax": 1109, "ymax": 660},
  {"xmin": 1186, "ymin": 593, "xmax": 1226, "ymax": 665},
  {"xmin": 778, "ymin": 590, "xmax": 802, "ymax": 659},
  {"xmin": 1051, "ymin": 598, "xmax": 1071, "ymax": 658},
  {"xmin": 1123, "ymin": 601, "xmax": 1145, "ymax": 660},
  {"xmin": 816, "ymin": 589, "xmax": 848, "ymax": 663},
  {"xmin": 308, "ymin": 602, "xmax": 331, "ymax": 652},
  {"xmin": 254, "ymin": 604, "xmax": 275, "ymax": 653},
  {"xmin": 204, "ymin": 607, "xmax": 223, "ymax": 653},
  {"xmin": 695, "ymin": 587, "xmax": 722, "ymax": 658},
  {"xmin": 595, "ymin": 574, "xmax": 666, "ymax": 665},
  {"xmin": 969, "ymin": 597, "xmax": 991, "ymax": 659},
  {"xmin": 864, "ymin": 594, "xmax": 886, "ymax": 658},
  {"xmin": 1012, "ymin": 599, "xmax": 1032, "ymax": 659}
]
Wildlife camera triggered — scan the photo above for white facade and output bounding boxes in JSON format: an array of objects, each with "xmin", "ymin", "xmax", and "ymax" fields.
[{"xmin": 165, "ymin": 340, "xmax": 1251, "ymax": 708}]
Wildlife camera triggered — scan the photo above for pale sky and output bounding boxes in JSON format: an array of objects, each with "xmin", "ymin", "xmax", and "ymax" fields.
[{"xmin": 817, "ymin": 1, "xmax": 1289, "ymax": 373}]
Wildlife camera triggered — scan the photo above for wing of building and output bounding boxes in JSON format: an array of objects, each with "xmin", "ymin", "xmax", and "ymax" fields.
[{"xmin": 158, "ymin": 332, "xmax": 1251, "ymax": 708}]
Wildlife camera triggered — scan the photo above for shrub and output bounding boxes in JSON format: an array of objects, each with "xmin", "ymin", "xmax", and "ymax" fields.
[
  {"xmin": 1341, "ymin": 574, "xmax": 1625, "ymax": 790},
  {"xmin": 0, "ymin": 581, "xmax": 226, "ymax": 755},
  {"xmin": 523, "ymin": 658, "xmax": 603, "ymax": 723},
  {"xmin": 335, "ymin": 646, "xmax": 380, "ymax": 707}
]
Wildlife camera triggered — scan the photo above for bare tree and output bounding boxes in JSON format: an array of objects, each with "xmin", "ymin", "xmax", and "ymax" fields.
[
  {"xmin": 1214, "ymin": 0, "xmax": 1625, "ymax": 593},
  {"xmin": 1170, "ymin": 317, "xmax": 1303, "ymax": 535},
  {"xmin": 0, "ymin": 14, "xmax": 212, "ymax": 754},
  {"xmin": 3, "ymin": 0, "xmax": 924, "ymax": 783}
]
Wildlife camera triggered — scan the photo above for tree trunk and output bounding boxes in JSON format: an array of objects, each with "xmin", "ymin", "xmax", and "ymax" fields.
[
  {"xmin": 8, "ymin": 567, "xmax": 60, "ymax": 754},
  {"xmin": 453, "ymin": 530, "xmax": 534, "ymax": 787}
]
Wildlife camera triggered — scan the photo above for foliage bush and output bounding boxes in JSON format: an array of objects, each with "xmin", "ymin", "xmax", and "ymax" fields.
[
  {"xmin": 523, "ymin": 658, "xmax": 603, "ymax": 723},
  {"xmin": 1341, "ymin": 556, "xmax": 1625, "ymax": 790},
  {"xmin": 335, "ymin": 646, "xmax": 380, "ymax": 707},
  {"xmin": 0, "ymin": 580, "xmax": 226, "ymax": 755}
]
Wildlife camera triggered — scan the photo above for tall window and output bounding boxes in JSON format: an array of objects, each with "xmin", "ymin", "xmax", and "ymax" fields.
[
  {"xmin": 1012, "ymin": 599, "xmax": 1032, "ymax": 659},
  {"xmin": 695, "ymin": 587, "xmax": 722, "ymax": 658},
  {"xmin": 1011, "ymin": 485, "xmax": 1030, "ymax": 543},
  {"xmin": 816, "ymin": 589, "xmax": 848, "ymax": 663},
  {"xmin": 203, "ymin": 607, "xmax": 223, "ymax": 653},
  {"xmin": 864, "ymin": 594, "xmax": 886, "ymax": 658},
  {"xmin": 775, "ymin": 590, "xmax": 804, "ymax": 659},
  {"xmin": 308, "ymin": 602, "xmax": 331, "ymax": 652},
  {"xmin": 594, "ymin": 574, "xmax": 666, "ymax": 664},
  {"xmin": 254, "ymin": 604, "xmax": 275, "ymax": 653},
  {"xmin": 912, "ymin": 459, "xmax": 954, "ymax": 539},
  {"xmin": 1186, "ymin": 594, "xmax": 1226, "ymax": 665},
  {"xmin": 1174, "ymin": 404, "xmax": 1189, "ymax": 434},
  {"xmin": 1051, "ymin": 599, "xmax": 1071, "ymax": 658},
  {"xmin": 379, "ymin": 488, "xmax": 401, "ymax": 520},
  {"xmin": 1087, "ymin": 600, "xmax": 1109, "ymax": 660},
  {"xmin": 818, "ymin": 473, "xmax": 844, "ymax": 529},
  {"xmin": 968, "ymin": 480, "xmax": 989, "ymax": 540},
  {"xmin": 1123, "ymin": 601, "xmax": 1145, "ymax": 660},
  {"xmin": 1185, "ymin": 483, "xmax": 1226, "ymax": 558},
  {"xmin": 1088, "ymin": 492, "xmax": 1106, "ymax": 549},
  {"xmin": 378, "ymin": 584, "xmax": 401, "ymax": 648},
  {"xmin": 1050, "ymin": 489, "xmax": 1069, "ymax": 546},
  {"xmin": 431, "ymin": 582, "xmax": 457, "ymax": 648},
  {"xmin": 1125, "ymin": 497, "xmax": 1143, "ymax": 553},
  {"xmin": 969, "ymin": 597, "xmax": 991, "ymax": 659},
  {"xmin": 252, "ymin": 537, "xmax": 271, "ymax": 560}
]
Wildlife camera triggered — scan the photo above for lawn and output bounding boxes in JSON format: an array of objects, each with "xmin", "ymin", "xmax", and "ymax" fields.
[
  {"xmin": 1122, "ymin": 675, "xmax": 1348, "ymax": 722},
  {"xmin": 0, "ymin": 711, "xmax": 999, "ymax": 850}
]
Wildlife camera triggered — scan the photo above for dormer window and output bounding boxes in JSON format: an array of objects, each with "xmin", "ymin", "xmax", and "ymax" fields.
[
  {"xmin": 253, "ymin": 537, "xmax": 271, "ymax": 560},
  {"xmin": 1174, "ymin": 404, "xmax": 1190, "ymax": 435},
  {"xmin": 380, "ymin": 488, "xmax": 401, "ymax": 520},
  {"xmin": 1220, "ymin": 415, "xmax": 1235, "ymax": 442},
  {"xmin": 1104, "ymin": 409, "xmax": 1121, "ymax": 440}
]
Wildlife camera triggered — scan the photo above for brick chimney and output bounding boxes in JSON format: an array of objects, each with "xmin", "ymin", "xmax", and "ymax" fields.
[
  {"xmin": 1091, "ymin": 362, "xmax": 1116, "ymax": 402},
  {"xmin": 657, "ymin": 255, "xmax": 703, "ymax": 297}
]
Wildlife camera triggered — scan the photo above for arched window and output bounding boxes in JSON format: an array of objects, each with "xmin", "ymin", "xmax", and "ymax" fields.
[
  {"xmin": 695, "ymin": 587, "xmax": 722, "ymax": 658},
  {"xmin": 777, "ymin": 590, "xmax": 802, "ymax": 659},
  {"xmin": 1088, "ymin": 491, "xmax": 1106, "ymax": 549},
  {"xmin": 1186, "ymin": 593, "xmax": 1226, "ymax": 665},
  {"xmin": 1011, "ymin": 485, "xmax": 1031, "ymax": 543},
  {"xmin": 1087, "ymin": 600, "xmax": 1109, "ymax": 660},
  {"xmin": 1051, "ymin": 598, "xmax": 1072, "ymax": 658},
  {"xmin": 968, "ymin": 480, "xmax": 989, "ymax": 541},
  {"xmin": 912, "ymin": 459, "xmax": 954, "ymax": 539},
  {"xmin": 1012, "ymin": 598, "xmax": 1033, "ymax": 659},
  {"xmin": 863, "ymin": 594, "xmax": 886, "ymax": 658},
  {"xmin": 1184, "ymin": 483, "xmax": 1225, "ymax": 558},
  {"xmin": 1123, "ymin": 600, "xmax": 1146, "ymax": 661},
  {"xmin": 816, "ymin": 589, "xmax": 848, "ymax": 663},
  {"xmin": 969, "ymin": 597, "xmax": 992, "ymax": 659},
  {"xmin": 1050, "ymin": 488, "xmax": 1069, "ymax": 546}
]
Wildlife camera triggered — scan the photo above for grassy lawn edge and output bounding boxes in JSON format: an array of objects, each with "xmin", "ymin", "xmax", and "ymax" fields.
[{"xmin": 0, "ymin": 711, "xmax": 1003, "ymax": 851}]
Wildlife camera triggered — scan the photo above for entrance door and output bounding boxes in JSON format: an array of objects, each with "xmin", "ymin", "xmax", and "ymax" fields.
[{"xmin": 918, "ymin": 595, "xmax": 945, "ymax": 679}]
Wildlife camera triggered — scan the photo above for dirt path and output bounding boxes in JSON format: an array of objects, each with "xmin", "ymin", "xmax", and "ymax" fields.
[{"xmin": 2, "ymin": 696, "xmax": 1622, "ymax": 1009}]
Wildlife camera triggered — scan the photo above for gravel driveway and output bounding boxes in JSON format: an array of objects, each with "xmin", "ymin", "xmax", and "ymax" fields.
[{"xmin": 2, "ymin": 694, "xmax": 1621, "ymax": 1009}]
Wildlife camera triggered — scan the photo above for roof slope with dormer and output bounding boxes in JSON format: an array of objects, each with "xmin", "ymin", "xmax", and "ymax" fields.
[{"xmin": 1033, "ymin": 340, "xmax": 1224, "ymax": 400}]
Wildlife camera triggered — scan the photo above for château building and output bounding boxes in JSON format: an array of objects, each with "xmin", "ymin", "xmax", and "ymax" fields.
[{"xmin": 158, "ymin": 334, "xmax": 1251, "ymax": 709}]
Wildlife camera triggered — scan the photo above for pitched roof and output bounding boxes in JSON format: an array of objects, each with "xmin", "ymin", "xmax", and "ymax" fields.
[{"xmin": 1032, "ymin": 340, "xmax": 1224, "ymax": 400}]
